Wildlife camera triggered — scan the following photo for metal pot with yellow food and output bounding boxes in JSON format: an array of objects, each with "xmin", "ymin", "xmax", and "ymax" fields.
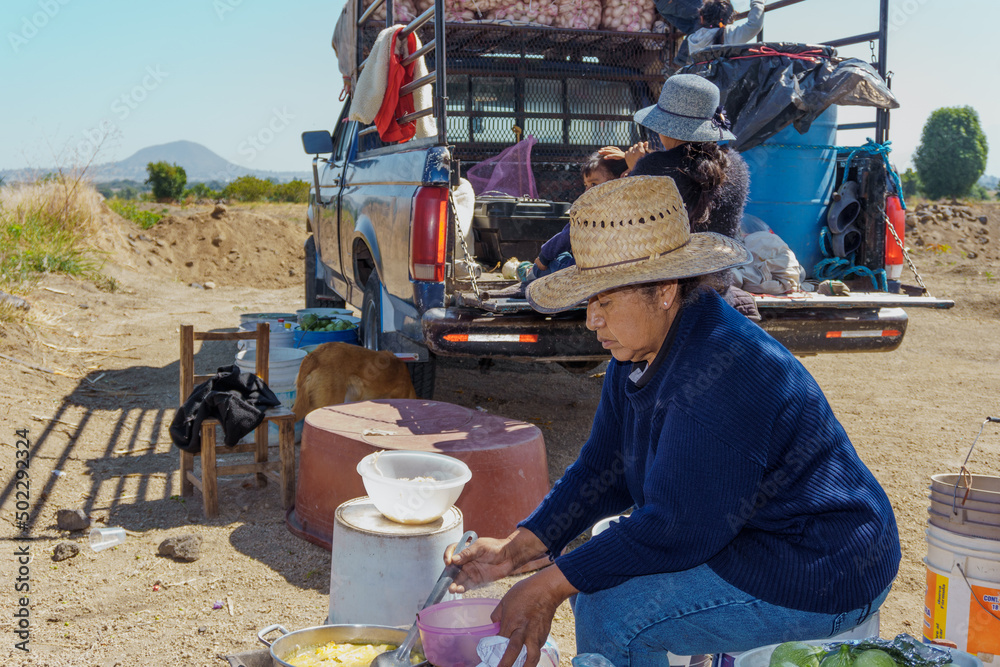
[{"xmin": 257, "ymin": 624, "xmax": 425, "ymax": 667}]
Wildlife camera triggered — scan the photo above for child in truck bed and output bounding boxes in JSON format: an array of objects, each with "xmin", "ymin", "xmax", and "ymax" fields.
[{"xmin": 516, "ymin": 152, "xmax": 627, "ymax": 283}]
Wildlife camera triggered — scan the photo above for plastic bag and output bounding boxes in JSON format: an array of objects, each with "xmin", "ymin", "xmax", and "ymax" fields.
[
  {"xmin": 732, "ymin": 230, "xmax": 804, "ymax": 294},
  {"xmin": 466, "ymin": 136, "xmax": 538, "ymax": 199},
  {"xmin": 681, "ymin": 42, "xmax": 899, "ymax": 151},
  {"xmin": 475, "ymin": 635, "xmax": 559, "ymax": 667},
  {"xmin": 601, "ymin": 0, "xmax": 656, "ymax": 32}
]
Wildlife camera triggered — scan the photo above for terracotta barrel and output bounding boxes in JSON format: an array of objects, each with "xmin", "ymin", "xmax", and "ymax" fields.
[{"xmin": 287, "ymin": 399, "xmax": 550, "ymax": 548}]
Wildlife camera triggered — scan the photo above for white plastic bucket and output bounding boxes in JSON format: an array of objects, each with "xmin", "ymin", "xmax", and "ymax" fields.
[
  {"xmin": 235, "ymin": 346, "xmax": 306, "ymax": 387},
  {"xmin": 238, "ymin": 319, "xmax": 296, "ymax": 351},
  {"xmin": 328, "ymin": 498, "xmax": 464, "ymax": 626},
  {"xmin": 923, "ymin": 524, "xmax": 1000, "ymax": 663}
]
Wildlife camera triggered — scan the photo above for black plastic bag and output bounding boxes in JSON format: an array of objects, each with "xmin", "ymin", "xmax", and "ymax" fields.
[{"xmin": 681, "ymin": 42, "xmax": 899, "ymax": 151}]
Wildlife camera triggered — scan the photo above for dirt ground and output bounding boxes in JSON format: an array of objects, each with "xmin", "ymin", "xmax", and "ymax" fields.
[{"xmin": 1, "ymin": 201, "xmax": 998, "ymax": 667}]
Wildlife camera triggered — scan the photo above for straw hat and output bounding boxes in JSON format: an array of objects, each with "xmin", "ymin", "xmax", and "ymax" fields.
[
  {"xmin": 526, "ymin": 176, "xmax": 752, "ymax": 314},
  {"xmin": 633, "ymin": 74, "xmax": 736, "ymax": 143}
]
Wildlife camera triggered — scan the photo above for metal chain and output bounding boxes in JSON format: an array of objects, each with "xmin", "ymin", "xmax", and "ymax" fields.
[
  {"xmin": 885, "ymin": 214, "xmax": 930, "ymax": 295},
  {"xmin": 449, "ymin": 191, "xmax": 481, "ymax": 299},
  {"xmin": 869, "ymin": 39, "xmax": 877, "ymax": 65}
]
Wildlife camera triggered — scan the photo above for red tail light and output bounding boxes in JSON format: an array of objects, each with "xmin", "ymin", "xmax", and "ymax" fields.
[
  {"xmin": 885, "ymin": 195, "xmax": 905, "ymax": 266},
  {"xmin": 410, "ymin": 186, "xmax": 449, "ymax": 282}
]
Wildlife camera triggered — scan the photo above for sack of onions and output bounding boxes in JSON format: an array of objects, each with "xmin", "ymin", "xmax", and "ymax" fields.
[
  {"xmin": 552, "ymin": 0, "xmax": 601, "ymax": 29},
  {"xmin": 599, "ymin": 0, "xmax": 655, "ymax": 32},
  {"xmin": 491, "ymin": 0, "xmax": 558, "ymax": 25},
  {"xmin": 363, "ymin": 0, "xmax": 418, "ymax": 22}
]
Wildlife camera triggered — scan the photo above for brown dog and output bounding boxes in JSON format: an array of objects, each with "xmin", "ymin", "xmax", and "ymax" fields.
[{"xmin": 291, "ymin": 342, "xmax": 417, "ymax": 420}]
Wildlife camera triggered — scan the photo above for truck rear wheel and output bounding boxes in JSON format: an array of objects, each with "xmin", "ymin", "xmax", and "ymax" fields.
[{"xmin": 305, "ymin": 236, "xmax": 345, "ymax": 309}]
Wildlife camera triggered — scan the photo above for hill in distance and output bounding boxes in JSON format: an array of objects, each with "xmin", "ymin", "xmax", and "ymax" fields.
[{"xmin": 1, "ymin": 140, "xmax": 308, "ymax": 184}]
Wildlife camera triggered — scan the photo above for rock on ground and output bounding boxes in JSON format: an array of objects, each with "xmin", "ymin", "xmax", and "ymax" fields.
[
  {"xmin": 56, "ymin": 508, "xmax": 91, "ymax": 531},
  {"xmin": 52, "ymin": 542, "xmax": 80, "ymax": 562},
  {"xmin": 158, "ymin": 534, "xmax": 204, "ymax": 562}
]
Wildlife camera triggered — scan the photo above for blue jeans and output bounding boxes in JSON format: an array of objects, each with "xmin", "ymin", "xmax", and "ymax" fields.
[{"xmin": 572, "ymin": 564, "xmax": 890, "ymax": 667}]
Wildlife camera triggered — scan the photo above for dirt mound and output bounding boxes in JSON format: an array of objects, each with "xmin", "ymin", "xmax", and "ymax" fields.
[
  {"xmin": 141, "ymin": 207, "xmax": 308, "ymax": 288},
  {"xmin": 906, "ymin": 201, "xmax": 998, "ymax": 263}
]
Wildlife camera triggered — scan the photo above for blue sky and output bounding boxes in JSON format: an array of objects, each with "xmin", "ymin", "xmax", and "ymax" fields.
[{"xmin": 2, "ymin": 0, "xmax": 997, "ymax": 177}]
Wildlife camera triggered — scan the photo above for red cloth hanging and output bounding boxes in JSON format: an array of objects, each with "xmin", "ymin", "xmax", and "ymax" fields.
[{"xmin": 374, "ymin": 29, "xmax": 418, "ymax": 143}]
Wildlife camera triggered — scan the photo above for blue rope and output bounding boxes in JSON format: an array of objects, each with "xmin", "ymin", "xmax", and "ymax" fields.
[{"xmin": 813, "ymin": 226, "xmax": 888, "ymax": 292}]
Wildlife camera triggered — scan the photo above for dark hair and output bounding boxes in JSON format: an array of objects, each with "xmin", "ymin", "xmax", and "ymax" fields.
[
  {"xmin": 677, "ymin": 142, "xmax": 730, "ymax": 233},
  {"xmin": 636, "ymin": 271, "xmax": 733, "ymax": 308},
  {"xmin": 581, "ymin": 151, "xmax": 629, "ymax": 180},
  {"xmin": 699, "ymin": 0, "xmax": 734, "ymax": 27}
]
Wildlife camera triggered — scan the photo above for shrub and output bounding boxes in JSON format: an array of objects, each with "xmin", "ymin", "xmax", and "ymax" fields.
[
  {"xmin": 0, "ymin": 179, "xmax": 102, "ymax": 294},
  {"xmin": 271, "ymin": 178, "xmax": 310, "ymax": 203},
  {"xmin": 106, "ymin": 198, "xmax": 164, "ymax": 229},
  {"xmin": 222, "ymin": 175, "xmax": 274, "ymax": 202},
  {"xmin": 184, "ymin": 182, "xmax": 222, "ymax": 200},
  {"xmin": 146, "ymin": 161, "xmax": 187, "ymax": 201}
]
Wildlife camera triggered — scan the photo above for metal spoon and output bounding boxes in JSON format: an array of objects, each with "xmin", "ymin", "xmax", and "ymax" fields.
[{"xmin": 370, "ymin": 530, "xmax": 478, "ymax": 667}]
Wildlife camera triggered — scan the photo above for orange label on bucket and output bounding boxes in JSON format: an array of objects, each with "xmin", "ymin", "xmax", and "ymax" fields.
[
  {"xmin": 924, "ymin": 568, "xmax": 948, "ymax": 641},
  {"xmin": 967, "ymin": 585, "xmax": 1000, "ymax": 654}
]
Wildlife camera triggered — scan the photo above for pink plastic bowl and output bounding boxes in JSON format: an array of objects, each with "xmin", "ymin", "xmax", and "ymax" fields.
[{"xmin": 416, "ymin": 598, "xmax": 501, "ymax": 667}]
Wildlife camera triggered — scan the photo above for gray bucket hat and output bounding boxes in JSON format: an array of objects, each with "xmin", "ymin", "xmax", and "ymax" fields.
[{"xmin": 634, "ymin": 74, "xmax": 736, "ymax": 143}]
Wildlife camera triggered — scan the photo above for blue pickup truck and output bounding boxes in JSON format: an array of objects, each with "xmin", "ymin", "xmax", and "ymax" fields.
[{"xmin": 302, "ymin": 0, "xmax": 952, "ymax": 397}]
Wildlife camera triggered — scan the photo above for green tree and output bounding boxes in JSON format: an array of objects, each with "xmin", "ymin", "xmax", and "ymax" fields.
[
  {"xmin": 184, "ymin": 182, "xmax": 221, "ymax": 200},
  {"xmin": 900, "ymin": 168, "xmax": 921, "ymax": 198},
  {"xmin": 222, "ymin": 175, "xmax": 274, "ymax": 202},
  {"xmin": 913, "ymin": 106, "xmax": 988, "ymax": 200},
  {"xmin": 271, "ymin": 178, "xmax": 310, "ymax": 203},
  {"xmin": 967, "ymin": 183, "xmax": 990, "ymax": 201},
  {"xmin": 145, "ymin": 161, "xmax": 187, "ymax": 201}
]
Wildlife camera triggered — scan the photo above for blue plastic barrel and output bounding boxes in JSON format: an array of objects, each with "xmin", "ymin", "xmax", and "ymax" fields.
[
  {"xmin": 742, "ymin": 106, "xmax": 838, "ymax": 276},
  {"xmin": 292, "ymin": 326, "xmax": 359, "ymax": 348}
]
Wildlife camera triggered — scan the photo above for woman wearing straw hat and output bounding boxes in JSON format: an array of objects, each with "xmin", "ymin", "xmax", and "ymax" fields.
[{"xmin": 446, "ymin": 176, "xmax": 899, "ymax": 667}]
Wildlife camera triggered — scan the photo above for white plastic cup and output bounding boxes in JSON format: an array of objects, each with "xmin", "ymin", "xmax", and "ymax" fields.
[{"xmin": 89, "ymin": 527, "xmax": 126, "ymax": 552}]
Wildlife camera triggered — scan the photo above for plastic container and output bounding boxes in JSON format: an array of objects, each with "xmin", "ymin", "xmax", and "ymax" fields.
[
  {"xmin": 89, "ymin": 527, "xmax": 126, "ymax": 552},
  {"xmin": 722, "ymin": 612, "xmax": 880, "ymax": 667},
  {"xmin": 743, "ymin": 105, "xmax": 839, "ymax": 276},
  {"xmin": 928, "ymin": 507, "xmax": 1000, "ymax": 541},
  {"xmin": 238, "ymin": 319, "xmax": 295, "ymax": 351},
  {"xmin": 924, "ymin": 524, "xmax": 1000, "ymax": 663},
  {"xmin": 328, "ymin": 498, "xmax": 464, "ymax": 626},
  {"xmin": 292, "ymin": 318, "xmax": 360, "ymax": 348},
  {"xmin": 235, "ymin": 346, "xmax": 307, "ymax": 387},
  {"xmin": 357, "ymin": 451, "xmax": 472, "ymax": 525},
  {"xmin": 416, "ymin": 598, "xmax": 501, "ymax": 667},
  {"xmin": 296, "ymin": 308, "xmax": 354, "ymax": 325},
  {"xmin": 733, "ymin": 637, "xmax": 980, "ymax": 667},
  {"xmin": 239, "ymin": 312, "xmax": 297, "ymax": 325},
  {"xmin": 930, "ymin": 474, "xmax": 1000, "ymax": 507}
]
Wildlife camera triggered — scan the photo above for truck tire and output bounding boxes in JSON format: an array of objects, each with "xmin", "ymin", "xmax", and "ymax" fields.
[
  {"xmin": 304, "ymin": 236, "xmax": 346, "ymax": 309},
  {"xmin": 407, "ymin": 356, "xmax": 436, "ymax": 400}
]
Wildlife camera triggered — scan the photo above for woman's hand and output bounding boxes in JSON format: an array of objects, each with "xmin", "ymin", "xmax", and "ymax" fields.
[
  {"xmin": 491, "ymin": 565, "xmax": 578, "ymax": 667},
  {"xmin": 445, "ymin": 529, "xmax": 547, "ymax": 593},
  {"xmin": 624, "ymin": 141, "xmax": 651, "ymax": 170},
  {"xmin": 597, "ymin": 146, "xmax": 627, "ymax": 161}
]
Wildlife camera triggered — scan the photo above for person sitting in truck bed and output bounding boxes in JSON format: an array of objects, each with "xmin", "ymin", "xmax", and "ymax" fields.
[
  {"xmin": 517, "ymin": 152, "xmax": 628, "ymax": 283},
  {"xmin": 606, "ymin": 74, "xmax": 760, "ymax": 319},
  {"xmin": 686, "ymin": 0, "xmax": 765, "ymax": 59}
]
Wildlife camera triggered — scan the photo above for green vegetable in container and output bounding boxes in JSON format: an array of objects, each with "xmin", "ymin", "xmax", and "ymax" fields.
[
  {"xmin": 820, "ymin": 645, "xmax": 855, "ymax": 667},
  {"xmin": 854, "ymin": 650, "xmax": 897, "ymax": 667},
  {"xmin": 769, "ymin": 642, "xmax": 826, "ymax": 667}
]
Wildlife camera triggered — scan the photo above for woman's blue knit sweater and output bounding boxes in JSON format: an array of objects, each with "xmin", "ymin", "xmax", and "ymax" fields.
[{"xmin": 519, "ymin": 290, "xmax": 900, "ymax": 614}]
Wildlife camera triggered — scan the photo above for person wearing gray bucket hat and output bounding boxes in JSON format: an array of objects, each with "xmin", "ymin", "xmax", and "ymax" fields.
[
  {"xmin": 445, "ymin": 175, "xmax": 900, "ymax": 667},
  {"xmin": 633, "ymin": 74, "xmax": 736, "ymax": 143}
]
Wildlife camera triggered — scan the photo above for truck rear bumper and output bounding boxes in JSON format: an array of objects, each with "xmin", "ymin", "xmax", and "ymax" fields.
[
  {"xmin": 421, "ymin": 307, "xmax": 608, "ymax": 361},
  {"xmin": 760, "ymin": 307, "xmax": 908, "ymax": 354}
]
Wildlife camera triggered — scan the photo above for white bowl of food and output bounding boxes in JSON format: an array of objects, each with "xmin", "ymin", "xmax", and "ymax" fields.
[{"xmin": 357, "ymin": 451, "xmax": 472, "ymax": 525}]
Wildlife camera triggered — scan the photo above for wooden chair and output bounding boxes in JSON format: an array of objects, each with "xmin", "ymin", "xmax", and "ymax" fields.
[{"xmin": 178, "ymin": 323, "xmax": 296, "ymax": 518}]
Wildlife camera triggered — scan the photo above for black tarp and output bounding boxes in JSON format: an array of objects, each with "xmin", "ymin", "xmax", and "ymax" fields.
[{"xmin": 681, "ymin": 42, "xmax": 899, "ymax": 151}]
